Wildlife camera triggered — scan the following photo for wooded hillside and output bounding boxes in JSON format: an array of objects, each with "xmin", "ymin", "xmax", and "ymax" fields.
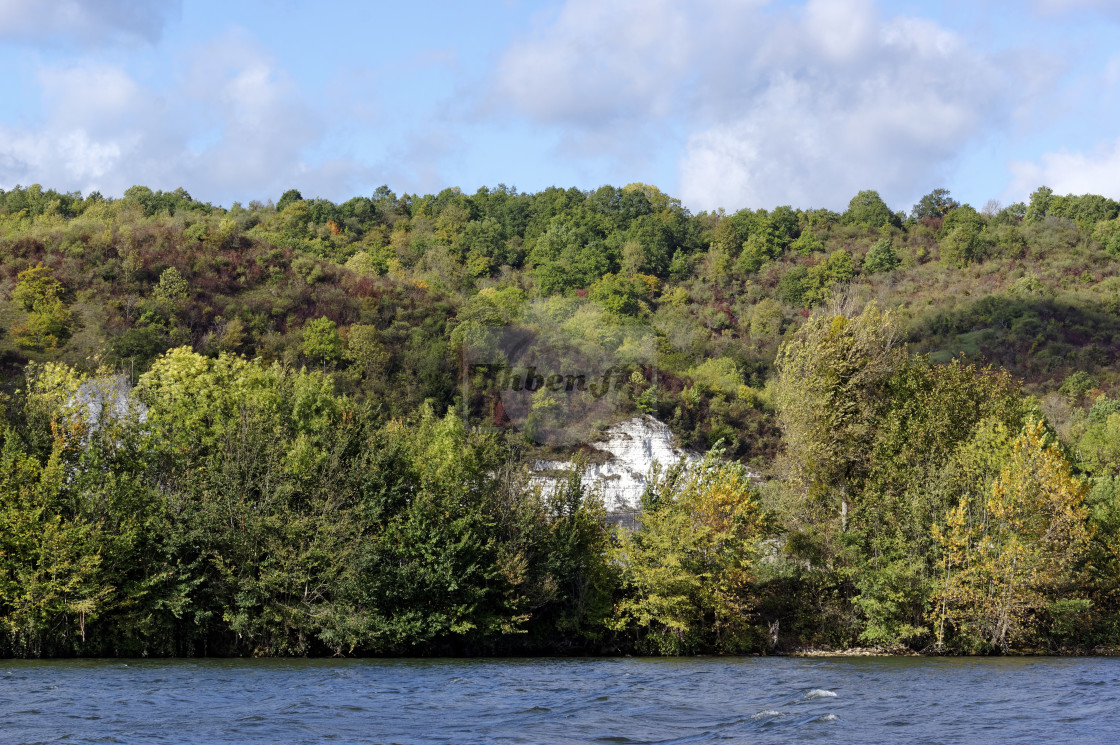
[{"xmin": 3, "ymin": 181, "xmax": 1120, "ymax": 656}]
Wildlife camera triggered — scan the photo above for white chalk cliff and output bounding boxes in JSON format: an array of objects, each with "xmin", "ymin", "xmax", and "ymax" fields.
[{"xmin": 533, "ymin": 415, "xmax": 699, "ymax": 513}]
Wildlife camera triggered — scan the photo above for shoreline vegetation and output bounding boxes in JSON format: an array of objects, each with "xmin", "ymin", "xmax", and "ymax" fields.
[{"xmin": 3, "ymin": 183, "xmax": 1120, "ymax": 658}]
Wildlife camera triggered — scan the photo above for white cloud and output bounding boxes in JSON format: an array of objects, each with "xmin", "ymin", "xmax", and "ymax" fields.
[
  {"xmin": 491, "ymin": 0, "xmax": 1019, "ymax": 211},
  {"xmin": 0, "ymin": 34, "xmax": 375, "ymax": 204},
  {"xmin": 37, "ymin": 64, "xmax": 155, "ymax": 136},
  {"xmin": 682, "ymin": 3, "xmax": 1016, "ymax": 211},
  {"xmin": 0, "ymin": 63, "xmax": 149, "ymax": 193},
  {"xmin": 804, "ymin": 0, "xmax": 877, "ymax": 62},
  {"xmin": 1009, "ymin": 139, "xmax": 1120, "ymax": 199},
  {"xmin": 0, "ymin": 129, "xmax": 124, "ymax": 193},
  {"xmin": 174, "ymin": 34, "xmax": 329, "ymax": 197},
  {"xmin": 0, "ymin": 0, "xmax": 180, "ymax": 45},
  {"xmin": 493, "ymin": 0, "xmax": 696, "ymax": 126}
]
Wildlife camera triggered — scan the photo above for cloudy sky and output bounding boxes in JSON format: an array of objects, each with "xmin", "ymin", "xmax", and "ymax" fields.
[{"xmin": 0, "ymin": 0, "xmax": 1117, "ymax": 213}]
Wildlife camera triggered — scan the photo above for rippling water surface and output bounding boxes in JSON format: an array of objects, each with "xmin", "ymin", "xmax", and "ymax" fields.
[{"xmin": 2, "ymin": 656, "xmax": 1118, "ymax": 744}]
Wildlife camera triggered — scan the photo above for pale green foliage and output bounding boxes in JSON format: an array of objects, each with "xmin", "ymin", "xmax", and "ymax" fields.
[
  {"xmin": 1091, "ymin": 216, "xmax": 1120, "ymax": 255},
  {"xmin": 302, "ymin": 317, "xmax": 343, "ymax": 365},
  {"xmin": 23, "ymin": 361, "xmax": 88, "ymax": 421},
  {"xmin": 20, "ymin": 362, "xmax": 93, "ymax": 453},
  {"xmin": 184, "ymin": 222, "xmax": 208, "ymax": 242},
  {"xmin": 737, "ymin": 230, "xmax": 779, "ymax": 273},
  {"xmin": 9, "ymin": 264, "xmax": 72, "ymax": 351},
  {"xmin": 609, "ymin": 454, "xmax": 767, "ymax": 654},
  {"xmin": 1076, "ymin": 398, "xmax": 1120, "ymax": 474},
  {"xmin": 11, "ymin": 264, "xmax": 64, "ymax": 312},
  {"xmin": 685, "ymin": 357, "xmax": 743, "ymax": 397},
  {"xmin": 703, "ymin": 243, "xmax": 733, "ymax": 282},
  {"xmin": 620, "ymin": 239, "xmax": 646, "ymax": 275},
  {"xmin": 344, "ymin": 250, "xmax": 386, "ymax": 277},
  {"xmin": 217, "ymin": 317, "xmax": 246, "ymax": 353},
  {"xmin": 476, "ymin": 286, "xmax": 527, "ymax": 322},
  {"xmin": 153, "ymin": 267, "xmax": 190, "ymax": 304},
  {"xmin": 790, "ymin": 229, "xmax": 824, "ymax": 255},
  {"xmin": 1059, "ymin": 370, "xmax": 1097, "ymax": 401},
  {"xmin": 749, "ymin": 297, "xmax": 783, "ymax": 340},
  {"xmin": 800, "ymin": 250, "xmax": 856, "ymax": 305},
  {"xmin": 863, "ymin": 238, "xmax": 899, "ymax": 273},
  {"xmin": 136, "ymin": 347, "xmax": 340, "ymax": 456},
  {"xmin": 1007, "ymin": 273, "xmax": 1051, "ymax": 298},
  {"xmin": 589, "ymin": 273, "xmax": 647, "ymax": 316}
]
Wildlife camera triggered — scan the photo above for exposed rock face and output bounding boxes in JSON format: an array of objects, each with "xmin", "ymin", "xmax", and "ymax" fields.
[
  {"xmin": 71, "ymin": 375, "xmax": 147, "ymax": 430},
  {"xmin": 533, "ymin": 415, "xmax": 699, "ymax": 513}
]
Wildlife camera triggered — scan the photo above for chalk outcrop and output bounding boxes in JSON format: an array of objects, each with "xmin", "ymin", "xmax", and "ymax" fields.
[
  {"xmin": 71, "ymin": 375, "xmax": 147, "ymax": 430},
  {"xmin": 533, "ymin": 415, "xmax": 699, "ymax": 513}
]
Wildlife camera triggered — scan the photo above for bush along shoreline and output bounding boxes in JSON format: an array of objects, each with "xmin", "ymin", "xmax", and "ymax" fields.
[{"xmin": 2, "ymin": 312, "xmax": 1117, "ymax": 658}]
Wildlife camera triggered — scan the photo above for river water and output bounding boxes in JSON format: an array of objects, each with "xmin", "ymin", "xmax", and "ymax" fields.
[{"xmin": 1, "ymin": 656, "xmax": 1117, "ymax": 744}]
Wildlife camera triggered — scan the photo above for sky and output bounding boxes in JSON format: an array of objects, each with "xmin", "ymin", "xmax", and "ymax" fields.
[{"xmin": 0, "ymin": 0, "xmax": 1118, "ymax": 214}]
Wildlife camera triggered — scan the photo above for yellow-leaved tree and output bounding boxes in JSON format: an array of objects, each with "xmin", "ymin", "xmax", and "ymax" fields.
[
  {"xmin": 609, "ymin": 453, "xmax": 768, "ymax": 654},
  {"xmin": 9, "ymin": 264, "xmax": 73, "ymax": 351},
  {"xmin": 931, "ymin": 419, "xmax": 1091, "ymax": 652}
]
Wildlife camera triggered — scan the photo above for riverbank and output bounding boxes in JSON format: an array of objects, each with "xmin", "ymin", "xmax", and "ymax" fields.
[
  {"xmin": 785, "ymin": 645, "xmax": 1120, "ymax": 657},
  {"xmin": 787, "ymin": 645, "xmax": 920, "ymax": 657}
]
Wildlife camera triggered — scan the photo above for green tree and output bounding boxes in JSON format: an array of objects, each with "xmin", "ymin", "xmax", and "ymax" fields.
[
  {"xmin": 153, "ymin": 267, "xmax": 190, "ymax": 304},
  {"xmin": 302, "ymin": 317, "xmax": 343, "ymax": 366},
  {"xmin": 1025, "ymin": 186, "xmax": 1054, "ymax": 223},
  {"xmin": 801, "ymin": 250, "xmax": 855, "ymax": 305},
  {"xmin": 775, "ymin": 302, "xmax": 902, "ymax": 531},
  {"xmin": 851, "ymin": 361, "xmax": 1032, "ymax": 646},
  {"xmin": 790, "ymin": 230, "xmax": 824, "ymax": 255},
  {"xmin": 276, "ymin": 188, "xmax": 304, "ymax": 212},
  {"xmin": 511, "ymin": 458, "xmax": 616, "ymax": 649},
  {"xmin": 777, "ymin": 265, "xmax": 808, "ymax": 305},
  {"xmin": 589, "ymin": 273, "xmax": 647, "ymax": 316},
  {"xmin": 749, "ymin": 297, "xmax": 784, "ymax": 340},
  {"xmin": 844, "ymin": 190, "xmax": 897, "ymax": 228},
  {"xmin": 339, "ymin": 407, "xmax": 524, "ymax": 652},
  {"xmin": 0, "ymin": 423, "xmax": 113, "ymax": 657},
  {"xmin": 9, "ymin": 264, "xmax": 72, "ymax": 351},
  {"xmin": 344, "ymin": 324, "xmax": 389, "ymax": 380},
  {"xmin": 911, "ymin": 188, "xmax": 960, "ymax": 221},
  {"xmin": 863, "ymin": 238, "xmax": 899, "ymax": 273},
  {"xmin": 932, "ymin": 420, "xmax": 1091, "ymax": 652},
  {"xmin": 737, "ymin": 229, "xmax": 780, "ymax": 274},
  {"xmin": 11, "ymin": 264, "xmax": 64, "ymax": 312},
  {"xmin": 940, "ymin": 205, "xmax": 988, "ymax": 267},
  {"xmin": 1075, "ymin": 398, "xmax": 1120, "ymax": 475}
]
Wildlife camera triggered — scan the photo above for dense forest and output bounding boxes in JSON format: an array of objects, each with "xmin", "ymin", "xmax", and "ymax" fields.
[{"xmin": 2, "ymin": 181, "xmax": 1120, "ymax": 657}]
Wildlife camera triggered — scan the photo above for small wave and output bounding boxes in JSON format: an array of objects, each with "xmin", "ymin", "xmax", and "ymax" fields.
[
  {"xmin": 804, "ymin": 689, "xmax": 838, "ymax": 699},
  {"xmin": 749, "ymin": 710, "xmax": 784, "ymax": 720},
  {"xmin": 816, "ymin": 713, "xmax": 838, "ymax": 722}
]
